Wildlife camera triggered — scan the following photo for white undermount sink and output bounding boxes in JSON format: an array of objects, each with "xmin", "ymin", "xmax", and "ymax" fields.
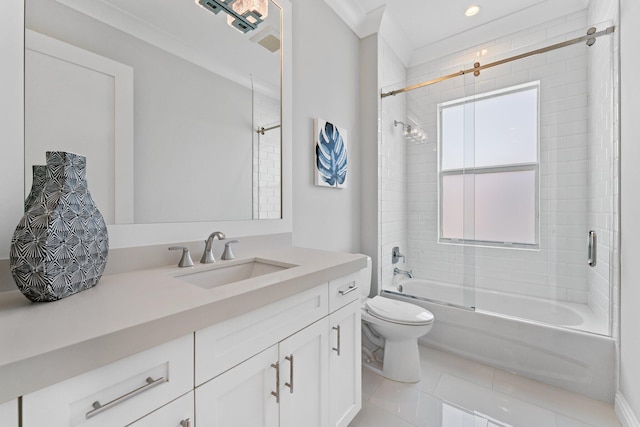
[{"xmin": 175, "ymin": 258, "xmax": 297, "ymax": 289}]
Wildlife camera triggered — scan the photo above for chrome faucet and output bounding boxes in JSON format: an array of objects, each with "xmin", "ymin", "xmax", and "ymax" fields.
[
  {"xmin": 393, "ymin": 267, "xmax": 414, "ymax": 279},
  {"xmin": 200, "ymin": 231, "xmax": 226, "ymax": 263}
]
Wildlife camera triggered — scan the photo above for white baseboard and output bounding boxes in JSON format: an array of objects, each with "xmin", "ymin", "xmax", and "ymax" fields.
[{"xmin": 616, "ymin": 392, "xmax": 640, "ymax": 427}]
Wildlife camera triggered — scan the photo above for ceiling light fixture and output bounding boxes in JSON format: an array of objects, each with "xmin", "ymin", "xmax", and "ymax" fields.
[
  {"xmin": 197, "ymin": 0, "xmax": 268, "ymax": 33},
  {"xmin": 465, "ymin": 5, "xmax": 480, "ymax": 17}
]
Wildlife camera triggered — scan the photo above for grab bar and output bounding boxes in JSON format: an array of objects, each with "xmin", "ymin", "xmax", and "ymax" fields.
[{"xmin": 588, "ymin": 230, "xmax": 597, "ymax": 267}]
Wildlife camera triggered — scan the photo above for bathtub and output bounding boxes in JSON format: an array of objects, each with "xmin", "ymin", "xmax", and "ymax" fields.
[{"xmin": 383, "ymin": 278, "xmax": 616, "ymax": 402}]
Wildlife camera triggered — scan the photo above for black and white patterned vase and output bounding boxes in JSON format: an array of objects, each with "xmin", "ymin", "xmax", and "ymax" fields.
[
  {"xmin": 10, "ymin": 151, "xmax": 109, "ymax": 302},
  {"xmin": 24, "ymin": 165, "xmax": 46, "ymax": 212}
]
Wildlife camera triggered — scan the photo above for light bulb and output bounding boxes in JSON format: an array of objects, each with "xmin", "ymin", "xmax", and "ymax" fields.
[{"xmin": 465, "ymin": 5, "xmax": 480, "ymax": 16}]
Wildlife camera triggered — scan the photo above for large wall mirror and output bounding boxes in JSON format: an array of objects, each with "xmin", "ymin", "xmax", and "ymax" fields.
[{"xmin": 24, "ymin": 0, "xmax": 282, "ymax": 225}]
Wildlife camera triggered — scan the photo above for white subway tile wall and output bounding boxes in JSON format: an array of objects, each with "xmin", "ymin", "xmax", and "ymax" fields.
[
  {"xmin": 380, "ymin": 9, "xmax": 616, "ymax": 328},
  {"xmin": 253, "ymin": 91, "xmax": 281, "ymax": 219},
  {"xmin": 379, "ymin": 38, "xmax": 409, "ymax": 293},
  {"xmin": 405, "ymin": 11, "xmax": 592, "ymax": 303}
]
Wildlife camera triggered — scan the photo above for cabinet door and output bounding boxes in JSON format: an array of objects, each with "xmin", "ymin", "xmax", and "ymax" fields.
[
  {"xmin": 127, "ymin": 392, "xmax": 193, "ymax": 427},
  {"xmin": 196, "ymin": 345, "xmax": 279, "ymax": 427},
  {"xmin": 329, "ymin": 300, "xmax": 361, "ymax": 427},
  {"xmin": 0, "ymin": 399, "xmax": 18, "ymax": 427},
  {"xmin": 279, "ymin": 318, "xmax": 329, "ymax": 427}
]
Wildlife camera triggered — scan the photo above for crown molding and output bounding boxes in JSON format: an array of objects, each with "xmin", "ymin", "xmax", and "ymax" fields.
[{"xmin": 323, "ymin": 0, "xmax": 412, "ymax": 66}]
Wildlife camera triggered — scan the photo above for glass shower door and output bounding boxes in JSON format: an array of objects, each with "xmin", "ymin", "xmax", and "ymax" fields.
[
  {"xmin": 464, "ymin": 26, "xmax": 616, "ymax": 336},
  {"xmin": 379, "ymin": 62, "xmax": 479, "ymax": 311}
]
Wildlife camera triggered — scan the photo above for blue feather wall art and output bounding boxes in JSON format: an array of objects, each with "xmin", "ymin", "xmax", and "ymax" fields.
[{"xmin": 314, "ymin": 118, "xmax": 348, "ymax": 188}]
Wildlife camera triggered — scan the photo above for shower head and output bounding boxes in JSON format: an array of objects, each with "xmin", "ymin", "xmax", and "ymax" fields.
[{"xmin": 394, "ymin": 120, "xmax": 427, "ymax": 144}]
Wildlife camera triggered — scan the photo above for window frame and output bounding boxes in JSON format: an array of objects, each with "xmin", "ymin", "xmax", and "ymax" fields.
[{"xmin": 437, "ymin": 81, "xmax": 540, "ymax": 249}]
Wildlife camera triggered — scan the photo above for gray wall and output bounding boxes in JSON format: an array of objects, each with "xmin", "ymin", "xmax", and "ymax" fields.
[
  {"xmin": 27, "ymin": 0, "xmax": 254, "ymax": 223},
  {"xmin": 291, "ymin": 0, "xmax": 362, "ymax": 254},
  {"xmin": 620, "ymin": 0, "xmax": 640, "ymax": 420}
]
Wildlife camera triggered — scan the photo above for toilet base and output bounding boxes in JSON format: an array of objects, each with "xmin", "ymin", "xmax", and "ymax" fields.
[
  {"xmin": 362, "ymin": 340, "xmax": 422, "ymax": 383},
  {"xmin": 381, "ymin": 338, "xmax": 421, "ymax": 383}
]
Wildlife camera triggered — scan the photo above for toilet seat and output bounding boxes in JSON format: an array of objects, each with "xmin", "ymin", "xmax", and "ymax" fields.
[{"xmin": 365, "ymin": 296, "xmax": 434, "ymax": 326}]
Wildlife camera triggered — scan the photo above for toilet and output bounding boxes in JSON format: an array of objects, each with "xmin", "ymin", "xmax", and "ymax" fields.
[{"xmin": 360, "ymin": 258, "xmax": 434, "ymax": 383}]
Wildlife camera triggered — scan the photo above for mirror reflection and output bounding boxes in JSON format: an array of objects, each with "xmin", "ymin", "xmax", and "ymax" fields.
[{"xmin": 24, "ymin": 0, "xmax": 282, "ymax": 224}]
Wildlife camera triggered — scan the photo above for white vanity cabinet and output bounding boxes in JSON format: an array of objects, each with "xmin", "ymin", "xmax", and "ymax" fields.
[
  {"xmin": 196, "ymin": 318, "xmax": 329, "ymax": 427},
  {"xmin": 329, "ymin": 300, "xmax": 361, "ymax": 427},
  {"xmin": 277, "ymin": 317, "xmax": 330, "ymax": 427},
  {"xmin": 328, "ymin": 272, "xmax": 363, "ymax": 427},
  {"xmin": 14, "ymin": 266, "xmax": 366, "ymax": 427},
  {"xmin": 21, "ymin": 334, "xmax": 194, "ymax": 427},
  {"xmin": 0, "ymin": 399, "xmax": 18, "ymax": 427},
  {"xmin": 194, "ymin": 284, "xmax": 330, "ymax": 427},
  {"xmin": 194, "ymin": 270, "xmax": 364, "ymax": 427},
  {"xmin": 196, "ymin": 345, "xmax": 280, "ymax": 426}
]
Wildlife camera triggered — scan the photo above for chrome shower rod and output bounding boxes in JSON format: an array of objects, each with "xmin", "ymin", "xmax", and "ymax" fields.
[{"xmin": 381, "ymin": 25, "xmax": 615, "ymax": 98}]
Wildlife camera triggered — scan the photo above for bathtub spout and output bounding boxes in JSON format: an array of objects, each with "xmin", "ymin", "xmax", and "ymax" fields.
[{"xmin": 394, "ymin": 267, "xmax": 414, "ymax": 279}]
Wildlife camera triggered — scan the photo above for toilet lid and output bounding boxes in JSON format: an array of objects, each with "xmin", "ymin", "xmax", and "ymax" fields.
[{"xmin": 366, "ymin": 296, "xmax": 434, "ymax": 325}]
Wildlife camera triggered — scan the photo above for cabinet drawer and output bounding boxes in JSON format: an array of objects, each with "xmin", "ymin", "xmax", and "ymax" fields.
[
  {"xmin": 23, "ymin": 334, "xmax": 194, "ymax": 427},
  {"xmin": 328, "ymin": 270, "xmax": 363, "ymax": 313},
  {"xmin": 195, "ymin": 284, "xmax": 328, "ymax": 385},
  {"xmin": 127, "ymin": 391, "xmax": 194, "ymax": 427}
]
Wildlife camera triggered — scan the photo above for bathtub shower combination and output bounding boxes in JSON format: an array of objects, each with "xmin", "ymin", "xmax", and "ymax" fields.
[{"xmin": 376, "ymin": 15, "xmax": 618, "ymax": 403}]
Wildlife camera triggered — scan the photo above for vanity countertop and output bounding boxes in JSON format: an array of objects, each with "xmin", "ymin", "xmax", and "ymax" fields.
[{"xmin": 0, "ymin": 247, "xmax": 367, "ymax": 404}]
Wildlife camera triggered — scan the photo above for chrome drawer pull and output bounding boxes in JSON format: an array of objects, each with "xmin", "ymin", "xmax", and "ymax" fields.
[
  {"xmin": 332, "ymin": 325, "xmax": 341, "ymax": 356},
  {"xmin": 180, "ymin": 418, "xmax": 192, "ymax": 427},
  {"xmin": 285, "ymin": 355, "xmax": 294, "ymax": 394},
  {"xmin": 86, "ymin": 376, "xmax": 166, "ymax": 419},
  {"xmin": 271, "ymin": 362, "xmax": 280, "ymax": 403},
  {"xmin": 339, "ymin": 283, "xmax": 358, "ymax": 296}
]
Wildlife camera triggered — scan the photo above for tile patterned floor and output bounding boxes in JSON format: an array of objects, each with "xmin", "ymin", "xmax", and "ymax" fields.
[{"xmin": 349, "ymin": 346, "xmax": 621, "ymax": 427}]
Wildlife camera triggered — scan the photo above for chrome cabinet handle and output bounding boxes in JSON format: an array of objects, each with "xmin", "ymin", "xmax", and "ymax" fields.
[
  {"xmin": 271, "ymin": 362, "xmax": 280, "ymax": 403},
  {"xmin": 86, "ymin": 376, "xmax": 166, "ymax": 419},
  {"xmin": 180, "ymin": 418, "xmax": 192, "ymax": 427},
  {"xmin": 588, "ymin": 230, "xmax": 597, "ymax": 267},
  {"xmin": 339, "ymin": 282, "xmax": 358, "ymax": 296},
  {"xmin": 332, "ymin": 325, "xmax": 341, "ymax": 356},
  {"xmin": 285, "ymin": 355, "xmax": 294, "ymax": 394}
]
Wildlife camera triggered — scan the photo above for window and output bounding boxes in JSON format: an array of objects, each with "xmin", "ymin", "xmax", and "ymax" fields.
[{"xmin": 438, "ymin": 82, "xmax": 539, "ymax": 247}]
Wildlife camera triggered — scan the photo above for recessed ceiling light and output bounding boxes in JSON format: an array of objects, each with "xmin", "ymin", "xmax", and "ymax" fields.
[{"xmin": 465, "ymin": 5, "xmax": 480, "ymax": 16}]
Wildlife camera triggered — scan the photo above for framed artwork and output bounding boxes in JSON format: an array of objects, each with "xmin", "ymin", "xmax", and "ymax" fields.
[{"xmin": 314, "ymin": 118, "xmax": 348, "ymax": 188}]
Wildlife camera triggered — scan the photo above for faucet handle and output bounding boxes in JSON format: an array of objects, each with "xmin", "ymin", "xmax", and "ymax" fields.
[
  {"xmin": 392, "ymin": 246, "xmax": 405, "ymax": 264},
  {"xmin": 221, "ymin": 240, "xmax": 239, "ymax": 260},
  {"xmin": 169, "ymin": 246, "xmax": 194, "ymax": 268}
]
